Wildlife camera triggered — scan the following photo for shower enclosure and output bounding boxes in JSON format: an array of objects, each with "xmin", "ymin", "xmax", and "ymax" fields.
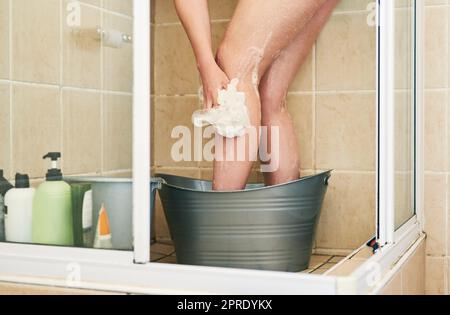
[
  {"xmin": 0, "ymin": 0, "xmax": 422, "ymax": 295},
  {"xmin": 377, "ymin": 0, "xmax": 418, "ymax": 246}
]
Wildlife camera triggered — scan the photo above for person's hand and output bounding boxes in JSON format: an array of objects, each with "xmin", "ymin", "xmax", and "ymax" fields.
[{"xmin": 199, "ymin": 61, "xmax": 229, "ymax": 109}]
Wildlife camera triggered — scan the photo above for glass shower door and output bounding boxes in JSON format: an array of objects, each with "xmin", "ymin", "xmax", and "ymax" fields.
[
  {"xmin": 394, "ymin": 0, "xmax": 416, "ymax": 230},
  {"xmin": 0, "ymin": 0, "xmax": 139, "ymax": 254},
  {"xmin": 377, "ymin": 0, "xmax": 417, "ymax": 245}
]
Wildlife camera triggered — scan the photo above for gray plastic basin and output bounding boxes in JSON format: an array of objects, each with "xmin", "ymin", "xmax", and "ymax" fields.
[
  {"xmin": 65, "ymin": 176, "xmax": 159, "ymax": 250},
  {"xmin": 155, "ymin": 171, "xmax": 331, "ymax": 272}
]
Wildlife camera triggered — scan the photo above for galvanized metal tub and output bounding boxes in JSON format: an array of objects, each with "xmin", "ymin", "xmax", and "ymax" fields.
[{"xmin": 155, "ymin": 171, "xmax": 331, "ymax": 272}]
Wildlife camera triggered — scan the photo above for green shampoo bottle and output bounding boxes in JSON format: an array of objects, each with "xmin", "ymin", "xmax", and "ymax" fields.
[{"xmin": 32, "ymin": 153, "xmax": 74, "ymax": 246}]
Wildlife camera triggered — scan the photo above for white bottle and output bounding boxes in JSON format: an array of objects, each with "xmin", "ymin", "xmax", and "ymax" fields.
[{"xmin": 4, "ymin": 173, "xmax": 35, "ymax": 243}]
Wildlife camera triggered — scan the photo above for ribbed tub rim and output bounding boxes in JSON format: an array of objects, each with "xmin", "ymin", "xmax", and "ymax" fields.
[{"xmin": 155, "ymin": 170, "xmax": 332, "ymax": 193}]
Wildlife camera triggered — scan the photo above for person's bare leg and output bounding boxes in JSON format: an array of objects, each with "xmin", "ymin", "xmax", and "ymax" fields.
[
  {"xmin": 213, "ymin": 0, "xmax": 326, "ymax": 191},
  {"xmin": 260, "ymin": 0, "xmax": 341, "ymax": 186}
]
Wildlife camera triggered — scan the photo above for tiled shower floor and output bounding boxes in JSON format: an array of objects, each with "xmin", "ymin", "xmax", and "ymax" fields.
[{"xmin": 150, "ymin": 241, "xmax": 346, "ymax": 275}]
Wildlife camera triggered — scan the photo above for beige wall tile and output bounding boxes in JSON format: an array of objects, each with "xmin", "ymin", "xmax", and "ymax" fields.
[
  {"xmin": 424, "ymin": 91, "xmax": 448, "ymax": 172},
  {"xmin": 286, "ymin": 95, "xmax": 314, "ymax": 170},
  {"xmin": 12, "ymin": 85, "xmax": 61, "ymax": 178},
  {"xmin": 0, "ymin": 83, "xmax": 10, "ymax": 177},
  {"xmin": 379, "ymin": 272, "xmax": 402, "ymax": 295},
  {"xmin": 424, "ymin": 174, "xmax": 447, "ymax": 256},
  {"xmin": 79, "ymin": 0, "xmax": 101, "ymax": 7},
  {"xmin": 316, "ymin": 172, "xmax": 375, "ymax": 250},
  {"xmin": 402, "ymin": 242, "xmax": 425, "ymax": 295},
  {"xmin": 316, "ymin": 12, "xmax": 376, "ymax": 91},
  {"xmin": 153, "ymin": 0, "xmax": 178, "ymax": 24},
  {"xmin": 103, "ymin": 93, "xmax": 132, "ymax": 171},
  {"xmin": 154, "ymin": 25, "xmax": 199, "ymax": 95},
  {"xmin": 395, "ymin": 91, "xmax": 414, "ymax": 172},
  {"xmin": 103, "ymin": 13, "xmax": 133, "ymax": 92},
  {"xmin": 62, "ymin": 1, "xmax": 102, "ymax": 89},
  {"xmin": 394, "ymin": 79, "xmax": 414, "ymax": 228},
  {"xmin": 425, "ymin": 6, "xmax": 449, "ymax": 88},
  {"xmin": 11, "ymin": 0, "xmax": 60, "ymax": 84},
  {"xmin": 448, "ymin": 258, "xmax": 450, "ymax": 294},
  {"xmin": 62, "ymin": 90, "xmax": 102, "ymax": 175},
  {"xmin": 150, "ymin": 0, "xmax": 155, "ymax": 23},
  {"xmin": 0, "ymin": 0, "xmax": 9, "ymax": 79},
  {"xmin": 288, "ymin": 51, "xmax": 314, "ymax": 92},
  {"xmin": 447, "ymin": 95, "xmax": 450, "ymax": 172},
  {"xmin": 396, "ymin": 0, "xmax": 417, "ymax": 7},
  {"xmin": 151, "ymin": 25, "xmax": 155, "ymax": 94},
  {"xmin": 153, "ymin": 167, "xmax": 201, "ymax": 241},
  {"xmin": 211, "ymin": 21, "xmax": 229, "ymax": 54},
  {"xmin": 316, "ymin": 93, "xmax": 376, "ymax": 171},
  {"xmin": 208, "ymin": 0, "xmax": 238, "ymax": 20},
  {"xmin": 156, "ymin": 167, "xmax": 200, "ymax": 179},
  {"xmin": 425, "ymin": 256, "xmax": 446, "ymax": 295},
  {"xmin": 395, "ymin": 6, "xmax": 414, "ymax": 90},
  {"xmin": 336, "ymin": 0, "xmax": 373, "ymax": 11},
  {"xmin": 425, "ymin": 1, "xmax": 448, "ymax": 5},
  {"xmin": 104, "ymin": 0, "xmax": 132, "ymax": 16},
  {"xmin": 153, "ymin": 96, "xmax": 199, "ymax": 168},
  {"xmin": 448, "ymin": 174, "xmax": 450, "ymax": 256},
  {"xmin": 395, "ymin": 172, "xmax": 415, "ymax": 228},
  {"xmin": 378, "ymin": 239, "xmax": 427, "ymax": 295}
]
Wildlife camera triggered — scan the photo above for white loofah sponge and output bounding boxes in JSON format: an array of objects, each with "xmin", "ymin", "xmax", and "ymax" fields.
[{"xmin": 192, "ymin": 79, "xmax": 251, "ymax": 138}]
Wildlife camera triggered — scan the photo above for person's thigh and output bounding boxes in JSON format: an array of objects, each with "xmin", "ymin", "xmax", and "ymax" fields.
[
  {"xmin": 217, "ymin": 0, "xmax": 326, "ymax": 84},
  {"xmin": 260, "ymin": 0, "xmax": 340, "ymax": 112},
  {"xmin": 212, "ymin": 0, "xmax": 326, "ymax": 190},
  {"xmin": 257, "ymin": 0, "xmax": 340, "ymax": 186}
]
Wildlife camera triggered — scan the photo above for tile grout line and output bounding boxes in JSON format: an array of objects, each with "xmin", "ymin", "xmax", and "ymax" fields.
[
  {"xmin": 446, "ymin": 100, "xmax": 449, "ymax": 295},
  {"xmin": 312, "ymin": 43, "xmax": 317, "ymax": 250},
  {"xmin": 0, "ymin": 79, "xmax": 132, "ymax": 96},
  {"xmin": 8, "ymin": 0, "xmax": 12, "ymax": 179},
  {"xmin": 78, "ymin": 1, "xmax": 133, "ymax": 20},
  {"xmin": 312, "ymin": 44, "xmax": 317, "ymax": 173},
  {"xmin": 100, "ymin": 0, "xmax": 105, "ymax": 175},
  {"xmin": 60, "ymin": 0, "xmax": 64, "ymax": 166},
  {"xmin": 155, "ymin": 9, "xmax": 379, "ymax": 27},
  {"xmin": 152, "ymin": 89, "xmax": 381, "ymax": 98},
  {"xmin": 444, "ymin": 8, "xmax": 449, "ymax": 295},
  {"xmin": 28, "ymin": 168, "xmax": 132, "ymax": 182}
]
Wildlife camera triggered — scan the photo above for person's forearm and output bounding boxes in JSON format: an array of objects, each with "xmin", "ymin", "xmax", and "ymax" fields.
[{"xmin": 174, "ymin": 0, "xmax": 215, "ymax": 71}]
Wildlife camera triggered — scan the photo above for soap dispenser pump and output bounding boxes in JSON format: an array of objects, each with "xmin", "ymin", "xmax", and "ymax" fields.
[
  {"xmin": 32, "ymin": 152, "xmax": 74, "ymax": 246},
  {"xmin": 0, "ymin": 170, "xmax": 14, "ymax": 242},
  {"xmin": 43, "ymin": 152, "xmax": 63, "ymax": 181}
]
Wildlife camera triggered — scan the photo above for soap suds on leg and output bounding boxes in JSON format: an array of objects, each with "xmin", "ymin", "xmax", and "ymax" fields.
[{"xmin": 192, "ymin": 78, "xmax": 251, "ymax": 138}]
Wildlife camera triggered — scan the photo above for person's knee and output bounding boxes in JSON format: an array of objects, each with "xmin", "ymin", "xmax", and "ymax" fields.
[
  {"xmin": 216, "ymin": 39, "xmax": 264, "ymax": 85},
  {"xmin": 259, "ymin": 82, "xmax": 288, "ymax": 117}
]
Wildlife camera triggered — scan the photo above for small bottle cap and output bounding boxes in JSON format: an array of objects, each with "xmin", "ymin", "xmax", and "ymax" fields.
[{"xmin": 15, "ymin": 173, "xmax": 30, "ymax": 189}]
